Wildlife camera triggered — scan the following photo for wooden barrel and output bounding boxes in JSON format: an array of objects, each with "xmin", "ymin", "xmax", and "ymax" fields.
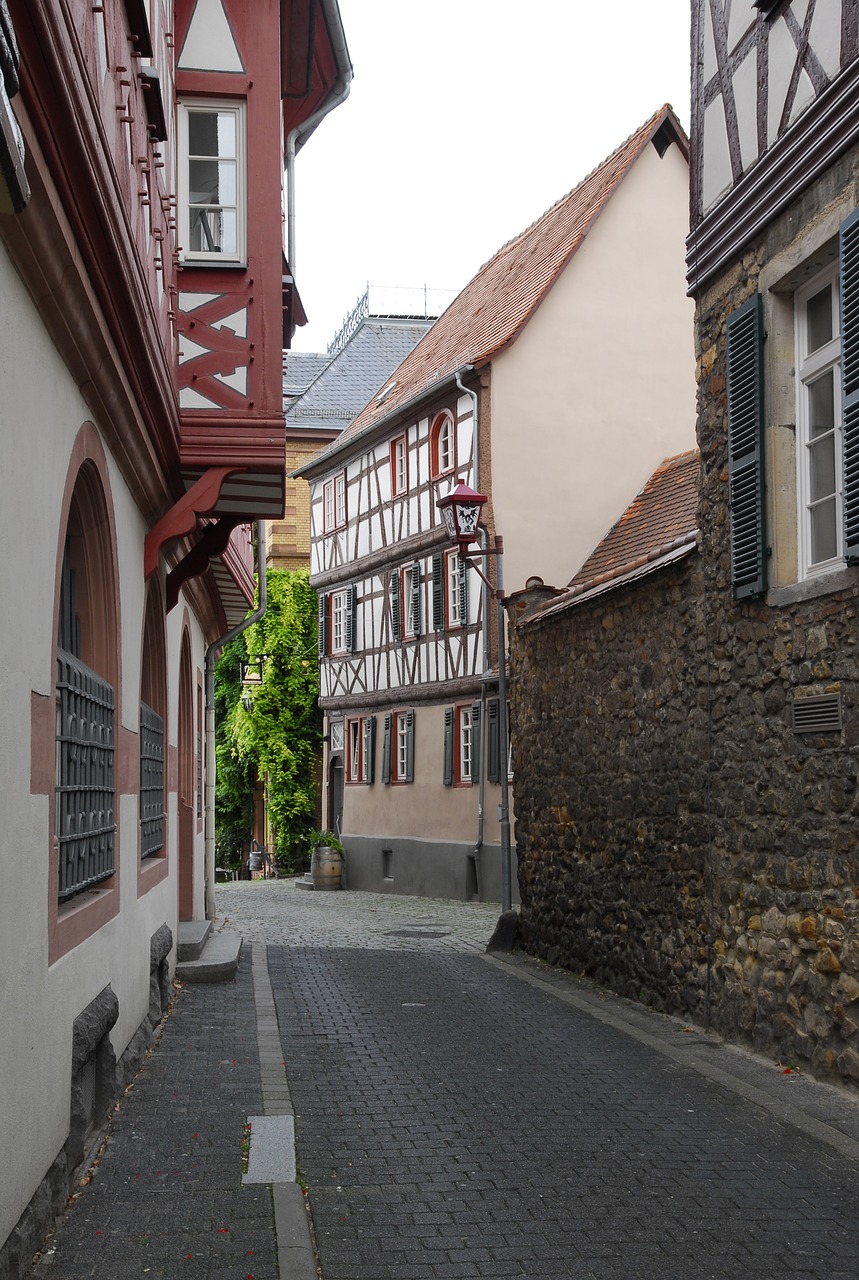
[{"xmin": 311, "ymin": 846, "xmax": 343, "ymax": 891}]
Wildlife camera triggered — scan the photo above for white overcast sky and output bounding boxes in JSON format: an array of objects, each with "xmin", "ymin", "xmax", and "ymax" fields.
[{"xmin": 290, "ymin": 0, "xmax": 692, "ymax": 352}]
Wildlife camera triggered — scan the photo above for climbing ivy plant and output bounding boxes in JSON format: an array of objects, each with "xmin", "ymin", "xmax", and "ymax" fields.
[{"xmin": 215, "ymin": 568, "xmax": 321, "ymax": 873}]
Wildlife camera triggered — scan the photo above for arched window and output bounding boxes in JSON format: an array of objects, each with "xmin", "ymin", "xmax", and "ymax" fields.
[
  {"xmin": 430, "ymin": 411, "xmax": 455, "ymax": 479},
  {"xmin": 55, "ymin": 463, "xmax": 119, "ymax": 902}
]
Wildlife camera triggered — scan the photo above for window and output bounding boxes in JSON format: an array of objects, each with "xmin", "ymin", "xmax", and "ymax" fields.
[
  {"xmin": 431, "ymin": 549, "xmax": 470, "ymax": 629},
  {"xmin": 393, "ymin": 562, "xmax": 421, "ymax": 640},
  {"xmin": 318, "ymin": 585, "xmax": 357, "ymax": 657},
  {"xmin": 430, "ymin": 411, "xmax": 455, "ymax": 478},
  {"xmin": 140, "ymin": 583, "xmax": 167, "ymax": 862},
  {"xmin": 323, "ymin": 471, "xmax": 347, "ymax": 532},
  {"xmin": 346, "ymin": 715, "xmax": 376, "ymax": 784},
  {"xmin": 179, "ymin": 100, "xmax": 246, "ymax": 263},
  {"xmin": 725, "ymin": 209, "xmax": 859, "ymax": 597},
  {"xmin": 381, "ymin": 709, "xmax": 415, "ymax": 784},
  {"xmin": 391, "ymin": 435, "xmax": 408, "ymax": 496},
  {"xmin": 443, "ymin": 702, "xmax": 481, "ymax": 786},
  {"xmin": 796, "ymin": 266, "xmax": 842, "ymax": 578}
]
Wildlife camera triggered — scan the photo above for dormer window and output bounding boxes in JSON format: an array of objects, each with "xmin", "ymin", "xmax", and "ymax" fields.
[{"xmin": 178, "ymin": 100, "xmax": 246, "ymax": 263}]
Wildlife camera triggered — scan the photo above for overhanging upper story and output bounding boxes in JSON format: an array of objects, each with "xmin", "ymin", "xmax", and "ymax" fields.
[{"xmin": 687, "ymin": 0, "xmax": 859, "ymax": 294}]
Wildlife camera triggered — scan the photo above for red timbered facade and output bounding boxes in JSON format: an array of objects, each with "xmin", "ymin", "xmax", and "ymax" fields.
[{"xmin": 0, "ymin": 0, "xmax": 350, "ymax": 1266}]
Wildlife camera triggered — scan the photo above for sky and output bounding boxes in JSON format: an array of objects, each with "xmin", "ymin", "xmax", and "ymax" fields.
[{"xmin": 290, "ymin": 0, "xmax": 693, "ymax": 353}]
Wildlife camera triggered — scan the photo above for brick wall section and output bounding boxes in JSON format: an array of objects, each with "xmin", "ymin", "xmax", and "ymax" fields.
[
  {"xmin": 267, "ymin": 438, "xmax": 328, "ymax": 570},
  {"xmin": 512, "ymin": 156, "xmax": 859, "ymax": 1087}
]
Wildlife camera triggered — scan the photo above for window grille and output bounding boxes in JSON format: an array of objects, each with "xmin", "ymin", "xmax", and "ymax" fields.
[
  {"xmin": 56, "ymin": 650, "xmax": 116, "ymax": 901},
  {"xmin": 140, "ymin": 701, "xmax": 165, "ymax": 857}
]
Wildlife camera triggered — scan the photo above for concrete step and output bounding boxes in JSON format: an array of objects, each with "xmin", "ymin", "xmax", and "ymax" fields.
[
  {"xmin": 176, "ymin": 931, "xmax": 241, "ymax": 983},
  {"xmin": 177, "ymin": 919, "xmax": 212, "ymax": 961},
  {"xmin": 294, "ymin": 873, "xmax": 314, "ymax": 892}
]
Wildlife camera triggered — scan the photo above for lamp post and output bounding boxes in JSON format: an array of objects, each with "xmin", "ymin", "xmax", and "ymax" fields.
[{"xmin": 436, "ymin": 483, "xmax": 513, "ymax": 913}]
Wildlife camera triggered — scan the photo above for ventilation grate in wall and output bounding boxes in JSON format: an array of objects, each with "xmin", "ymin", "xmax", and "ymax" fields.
[{"xmin": 791, "ymin": 693, "xmax": 842, "ymax": 734}]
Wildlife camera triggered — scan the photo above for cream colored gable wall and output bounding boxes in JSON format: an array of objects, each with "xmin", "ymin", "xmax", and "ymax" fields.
[{"xmin": 490, "ymin": 140, "xmax": 696, "ymax": 594}]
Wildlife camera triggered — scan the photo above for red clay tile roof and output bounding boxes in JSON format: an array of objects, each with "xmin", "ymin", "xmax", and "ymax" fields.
[
  {"xmin": 569, "ymin": 449, "xmax": 700, "ymax": 591},
  {"xmin": 330, "ymin": 105, "xmax": 687, "ymax": 453}
]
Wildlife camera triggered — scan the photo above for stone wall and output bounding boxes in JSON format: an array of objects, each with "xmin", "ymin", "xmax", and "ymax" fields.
[{"xmin": 511, "ymin": 152, "xmax": 859, "ymax": 1088}]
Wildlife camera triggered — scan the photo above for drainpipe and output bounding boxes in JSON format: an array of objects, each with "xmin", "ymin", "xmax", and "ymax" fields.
[
  {"xmin": 203, "ymin": 523, "xmax": 267, "ymax": 921},
  {"xmin": 285, "ymin": 0, "xmax": 353, "ymax": 276},
  {"xmin": 454, "ymin": 366, "xmax": 491, "ymax": 887}
]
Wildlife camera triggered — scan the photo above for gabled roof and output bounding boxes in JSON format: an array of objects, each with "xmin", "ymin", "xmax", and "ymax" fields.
[
  {"xmin": 322, "ymin": 104, "xmax": 687, "ymax": 458},
  {"xmin": 524, "ymin": 450, "xmax": 700, "ymax": 625},
  {"xmin": 285, "ymin": 317, "xmax": 435, "ymax": 433}
]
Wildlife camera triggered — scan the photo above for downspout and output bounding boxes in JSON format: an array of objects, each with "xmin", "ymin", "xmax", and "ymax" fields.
[
  {"xmin": 204, "ymin": 523, "xmax": 267, "ymax": 920},
  {"xmin": 454, "ymin": 366, "xmax": 490, "ymax": 885},
  {"xmin": 285, "ymin": 0, "xmax": 353, "ymax": 276}
]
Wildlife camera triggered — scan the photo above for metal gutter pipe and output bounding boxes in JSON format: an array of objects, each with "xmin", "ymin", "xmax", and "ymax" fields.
[
  {"xmin": 203, "ymin": 522, "xmax": 267, "ymax": 920},
  {"xmin": 285, "ymin": 0, "xmax": 353, "ymax": 275}
]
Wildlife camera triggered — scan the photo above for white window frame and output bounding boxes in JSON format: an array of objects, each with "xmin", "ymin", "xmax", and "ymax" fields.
[
  {"xmin": 331, "ymin": 589, "xmax": 348, "ymax": 655},
  {"xmin": 458, "ymin": 705, "xmax": 473, "ymax": 784},
  {"xmin": 347, "ymin": 718, "xmax": 361, "ymax": 783},
  {"xmin": 447, "ymin": 551, "xmax": 462, "ymax": 627},
  {"xmin": 795, "ymin": 265, "xmax": 843, "ymax": 580},
  {"xmin": 361, "ymin": 717, "xmax": 373, "ymax": 783},
  {"xmin": 438, "ymin": 415, "xmax": 454, "ymax": 474},
  {"xmin": 323, "ymin": 472, "xmax": 346, "ymax": 533},
  {"xmin": 391, "ymin": 435, "xmax": 408, "ymax": 496},
  {"xmin": 178, "ymin": 99, "xmax": 246, "ymax": 264},
  {"xmin": 395, "ymin": 713, "xmax": 409, "ymax": 782}
]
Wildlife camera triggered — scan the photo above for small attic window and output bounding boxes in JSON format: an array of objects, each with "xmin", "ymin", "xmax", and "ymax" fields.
[
  {"xmin": 651, "ymin": 121, "xmax": 675, "ymax": 159},
  {"xmin": 791, "ymin": 693, "xmax": 842, "ymax": 735},
  {"xmin": 376, "ymin": 380, "xmax": 398, "ymax": 405}
]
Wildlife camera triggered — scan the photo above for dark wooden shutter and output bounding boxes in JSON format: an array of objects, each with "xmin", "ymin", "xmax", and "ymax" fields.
[
  {"xmin": 404, "ymin": 709, "xmax": 415, "ymax": 783},
  {"xmin": 391, "ymin": 569, "xmax": 401, "ymax": 641},
  {"xmin": 345, "ymin": 583, "xmax": 358, "ymax": 652},
  {"xmin": 317, "ymin": 592, "xmax": 327, "ymax": 657},
  {"xmin": 381, "ymin": 712, "xmax": 392, "ymax": 784},
  {"xmin": 410, "ymin": 560, "xmax": 422, "ymax": 635},
  {"xmin": 470, "ymin": 700, "xmax": 481, "ymax": 785},
  {"xmin": 486, "ymin": 698, "xmax": 501, "ymax": 783},
  {"xmin": 365, "ymin": 715, "xmax": 376, "ymax": 784},
  {"xmin": 442, "ymin": 707, "xmax": 454, "ymax": 786},
  {"xmin": 841, "ymin": 209, "xmax": 859, "ymax": 562},
  {"xmin": 458, "ymin": 555, "xmax": 470, "ymax": 623},
  {"xmin": 726, "ymin": 293, "xmax": 767, "ymax": 598},
  {"xmin": 432, "ymin": 552, "xmax": 445, "ymax": 630}
]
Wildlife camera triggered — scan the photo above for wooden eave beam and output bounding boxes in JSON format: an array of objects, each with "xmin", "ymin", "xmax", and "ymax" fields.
[{"xmin": 144, "ymin": 466, "xmax": 239, "ymax": 578}]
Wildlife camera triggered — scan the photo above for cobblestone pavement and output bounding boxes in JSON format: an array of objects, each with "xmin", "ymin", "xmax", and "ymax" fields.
[
  {"xmin": 31, "ymin": 883, "xmax": 859, "ymax": 1280},
  {"xmin": 229, "ymin": 881, "xmax": 859, "ymax": 1280},
  {"xmin": 32, "ymin": 945, "xmax": 277, "ymax": 1280}
]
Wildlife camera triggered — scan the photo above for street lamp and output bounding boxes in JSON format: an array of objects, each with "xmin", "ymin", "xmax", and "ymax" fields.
[{"xmin": 436, "ymin": 483, "xmax": 513, "ymax": 914}]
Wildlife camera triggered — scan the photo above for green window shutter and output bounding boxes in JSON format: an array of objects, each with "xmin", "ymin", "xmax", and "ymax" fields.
[
  {"xmin": 470, "ymin": 700, "xmax": 482, "ymax": 785},
  {"xmin": 432, "ymin": 553, "xmax": 445, "ymax": 630},
  {"xmin": 442, "ymin": 707, "xmax": 454, "ymax": 786},
  {"xmin": 486, "ymin": 698, "xmax": 501, "ymax": 783},
  {"xmin": 391, "ymin": 569, "xmax": 401, "ymax": 641},
  {"xmin": 410, "ymin": 560, "xmax": 422, "ymax": 636},
  {"xmin": 381, "ymin": 713, "xmax": 392, "ymax": 785},
  {"xmin": 458, "ymin": 555, "xmax": 470, "ymax": 624},
  {"xmin": 317, "ymin": 592, "xmax": 327, "ymax": 657},
  {"xmin": 404, "ymin": 709, "xmax": 415, "ymax": 783},
  {"xmin": 726, "ymin": 293, "xmax": 767, "ymax": 598},
  {"xmin": 345, "ymin": 583, "xmax": 358, "ymax": 652},
  {"xmin": 365, "ymin": 715, "xmax": 376, "ymax": 785},
  {"xmin": 841, "ymin": 209, "xmax": 859, "ymax": 562}
]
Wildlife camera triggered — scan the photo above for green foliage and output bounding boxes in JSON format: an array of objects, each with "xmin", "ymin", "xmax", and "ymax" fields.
[
  {"xmin": 214, "ymin": 636, "xmax": 254, "ymax": 867},
  {"xmin": 309, "ymin": 829, "xmax": 344, "ymax": 856},
  {"xmin": 217, "ymin": 568, "xmax": 321, "ymax": 874}
]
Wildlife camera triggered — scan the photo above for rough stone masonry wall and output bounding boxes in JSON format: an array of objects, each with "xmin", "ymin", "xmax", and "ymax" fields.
[
  {"xmin": 511, "ymin": 153, "xmax": 859, "ymax": 1088},
  {"xmin": 511, "ymin": 559, "xmax": 714, "ymax": 1021},
  {"xmin": 693, "ymin": 154, "xmax": 859, "ymax": 1086}
]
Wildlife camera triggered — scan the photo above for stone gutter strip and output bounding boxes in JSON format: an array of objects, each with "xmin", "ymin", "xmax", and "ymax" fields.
[
  {"xmin": 483, "ymin": 952, "xmax": 859, "ymax": 1162},
  {"xmin": 249, "ymin": 943, "xmax": 318, "ymax": 1280},
  {"xmin": 522, "ymin": 530, "xmax": 699, "ymax": 627}
]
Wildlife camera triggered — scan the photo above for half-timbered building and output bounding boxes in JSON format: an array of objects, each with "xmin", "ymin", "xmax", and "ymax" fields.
[
  {"xmin": 0, "ymin": 0, "xmax": 350, "ymax": 1268},
  {"xmin": 686, "ymin": 1, "xmax": 859, "ymax": 1082},
  {"xmin": 297, "ymin": 106, "xmax": 696, "ymax": 904}
]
